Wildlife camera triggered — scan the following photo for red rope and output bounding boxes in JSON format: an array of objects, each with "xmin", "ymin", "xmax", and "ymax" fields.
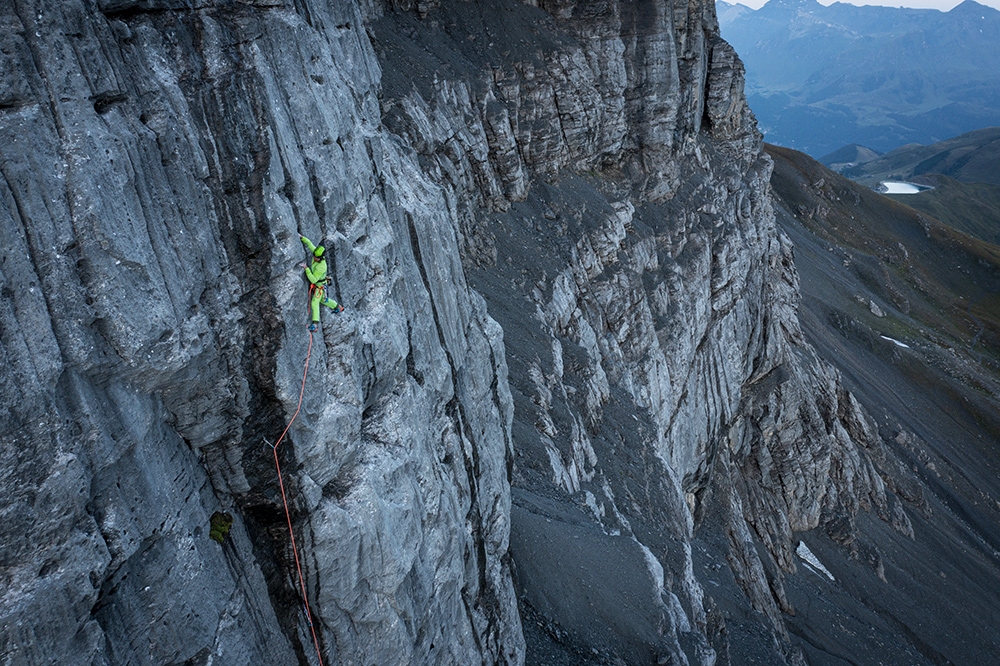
[{"xmin": 271, "ymin": 330, "xmax": 325, "ymax": 666}]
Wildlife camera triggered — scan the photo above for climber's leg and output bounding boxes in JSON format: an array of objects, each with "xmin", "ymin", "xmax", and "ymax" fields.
[{"xmin": 310, "ymin": 287, "xmax": 322, "ymax": 324}]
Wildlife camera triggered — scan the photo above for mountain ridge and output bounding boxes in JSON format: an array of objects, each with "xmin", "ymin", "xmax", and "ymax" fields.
[
  {"xmin": 839, "ymin": 125, "xmax": 1000, "ymax": 185},
  {"xmin": 718, "ymin": 0, "xmax": 1000, "ymax": 155}
]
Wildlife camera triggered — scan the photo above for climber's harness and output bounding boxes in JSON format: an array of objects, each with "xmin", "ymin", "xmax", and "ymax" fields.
[{"xmin": 308, "ymin": 275, "xmax": 332, "ymax": 304}]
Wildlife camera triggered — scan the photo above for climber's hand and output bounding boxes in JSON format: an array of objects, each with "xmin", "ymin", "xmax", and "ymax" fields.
[{"xmin": 298, "ymin": 263, "xmax": 308, "ymax": 269}]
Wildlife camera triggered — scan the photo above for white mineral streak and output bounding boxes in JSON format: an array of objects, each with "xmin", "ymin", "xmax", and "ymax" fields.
[{"xmin": 796, "ymin": 541, "xmax": 836, "ymax": 581}]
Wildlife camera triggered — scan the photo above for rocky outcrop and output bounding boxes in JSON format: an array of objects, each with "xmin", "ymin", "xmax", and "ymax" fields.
[
  {"xmin": 2, "ymin": 1, "xmax": 519, "ymax": 664},
  {"xmin": 371, "ymin": 1, "xmax": 913, "ymax": 663},
  {"xmin": 2, "ymin": 0, "xmax": 921, "ymax": 665}
]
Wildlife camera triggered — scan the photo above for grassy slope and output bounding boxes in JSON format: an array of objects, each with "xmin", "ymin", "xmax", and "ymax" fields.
[
  {"xmin": 843, "ymin": 126, "xmax": 1000, "ymax": 186},
  {"xmin": 886, "ymin": 175, "xmax": 1000, "ymax": 246},
  {"xmin": 767, "ymin": 142, "xmax": 1000, "ymax": 664},
  {"xmin": 767, "ymin": 142, "xmax": 1000, "ymax": 365}
]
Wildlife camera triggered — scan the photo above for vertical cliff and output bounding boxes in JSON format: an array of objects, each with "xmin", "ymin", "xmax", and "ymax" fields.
[
  {"xmin": 2, "ymin": 1, "xmax": 519, "ymax": 664},
  {"xmin": 370, "ymin": 1, "xmax": 911, "ymax": 664},
  {"xmin": 2, "ymin": 1, "xmax": 919, "ymax": 665}
]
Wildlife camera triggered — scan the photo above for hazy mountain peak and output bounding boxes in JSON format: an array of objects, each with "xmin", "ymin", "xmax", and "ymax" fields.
[
  {"xmin": 760, "ymin": 0, "xmax": 824, "ymax": 14},
  {"xmin": 770, "ymin": 0, "xmax": 822, "ymax": 7},
  {"xmin": 950, "ymin": 0, "xmax": 997, "ymax": 13}
]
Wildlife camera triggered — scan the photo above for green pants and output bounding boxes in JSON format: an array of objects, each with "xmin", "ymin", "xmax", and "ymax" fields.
[{"xmin": 310, "ymin": 285, "xmax": 339, "ymax": 322}]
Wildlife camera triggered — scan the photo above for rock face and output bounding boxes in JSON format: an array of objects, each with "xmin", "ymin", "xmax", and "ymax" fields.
[
  {"xmin": 0, "ymin": 1, "xmax": 924, "ymax": 665},
  {"xmin": 371, "ymin": 1, "xmax": 910, "ymax": 664},
  {"xmin": 2, "ymin": 2, "xmax": 518, "ymax": 664}
]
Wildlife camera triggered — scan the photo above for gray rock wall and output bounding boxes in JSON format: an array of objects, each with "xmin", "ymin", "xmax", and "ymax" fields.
[
  {"xmin": 2, "ymin": 1, "xmax": 519, "ymax": 664},
  {"xmin": 371, "ymin": 1, "xmax": 909, "ymax": 663},
  {"xmin": 2, "ymin": 0, "xmax": 915, "ymax": 664}
]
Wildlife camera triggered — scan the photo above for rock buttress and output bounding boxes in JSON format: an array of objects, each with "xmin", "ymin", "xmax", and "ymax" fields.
[
  {"xmin": 371, "ymin": 1, "xmax": 908, "ymax": 663},
  {"xmin": 1, "ymin": 1, "xmax": 521, "ymax": 665}
]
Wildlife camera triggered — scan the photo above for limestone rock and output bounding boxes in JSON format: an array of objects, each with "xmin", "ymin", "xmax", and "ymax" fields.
[
  {"xmin": 372, "ymin": 0, "xmax": 916, "ymax": 662},
  {"xmin": 2, "ymin": 1, "xmax": 519, "ymax": 664},
  {"xmin": 2, "ymin": 0, "xmax": 928, "ymax": 664}
]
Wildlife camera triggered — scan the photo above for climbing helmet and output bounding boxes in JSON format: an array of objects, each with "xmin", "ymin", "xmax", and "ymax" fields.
[{"xmin": 313, "ymin": 245, "xmax": 325, "ymax": 258}]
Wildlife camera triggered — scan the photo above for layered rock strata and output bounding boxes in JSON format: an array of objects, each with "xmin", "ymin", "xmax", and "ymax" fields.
[
  {"xmin": 2, "ymin": 1, "xmax": 519, "ymax": 664},
  {"xmin": 2, "ymin": 0, "xmax": 917, "ymax": 665},
  {"xmin": 371, "ymin": 0, "xmax": 911, "ymax": 663}
]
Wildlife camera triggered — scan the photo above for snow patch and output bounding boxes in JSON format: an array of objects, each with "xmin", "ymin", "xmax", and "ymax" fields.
[
  {"xmin": 796, "ymin": 541, "xmax": 835, "ymax": 581},
  {"xmin": 880, "ymin": 335, "xmax": 910, "ymax": 349}
]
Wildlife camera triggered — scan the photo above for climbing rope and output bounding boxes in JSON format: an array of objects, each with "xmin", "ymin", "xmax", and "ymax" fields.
[{"xmin": 269, "ymin": 330, "xmax": 325, "ymax": 666}]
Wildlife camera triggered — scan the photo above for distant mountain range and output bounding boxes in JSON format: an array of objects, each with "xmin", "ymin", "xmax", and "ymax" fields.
[{"xmin": 718, "ymin": 0, "xmax": 1000, "ymax": 157}]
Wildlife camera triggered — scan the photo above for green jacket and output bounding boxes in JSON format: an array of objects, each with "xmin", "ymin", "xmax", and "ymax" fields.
[{"xmin": 301, "ymin": 236, "xmax": 327, "ymax": 286}]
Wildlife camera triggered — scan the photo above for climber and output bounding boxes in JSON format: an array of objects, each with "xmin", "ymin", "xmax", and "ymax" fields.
[{"xmin": 299, "ymin": 234, "xmax": 344, "ymax": 331}]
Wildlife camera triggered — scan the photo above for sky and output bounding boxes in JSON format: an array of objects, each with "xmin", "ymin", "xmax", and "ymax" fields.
[{"xmin": 727, "ymin": 0, "xmax": 1000, "ymax": 10}]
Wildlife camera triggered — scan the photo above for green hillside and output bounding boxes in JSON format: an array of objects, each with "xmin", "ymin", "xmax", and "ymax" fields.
[
  {"xmin": 767, "ymin": 143, "xmax": 1000, "ymax": 367},
  {"xmin": 843, "ymin": 126, "xmax": 1000, "ymax": 186},
  {"xmin": 886, "ymin": 175, "xmax": 1000, "ymax": 246}
]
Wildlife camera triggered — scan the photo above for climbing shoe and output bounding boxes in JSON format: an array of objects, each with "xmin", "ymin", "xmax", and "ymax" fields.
[{"xmin": 308, "ymin": 323, "xmax": 317, "ymax": 332}]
